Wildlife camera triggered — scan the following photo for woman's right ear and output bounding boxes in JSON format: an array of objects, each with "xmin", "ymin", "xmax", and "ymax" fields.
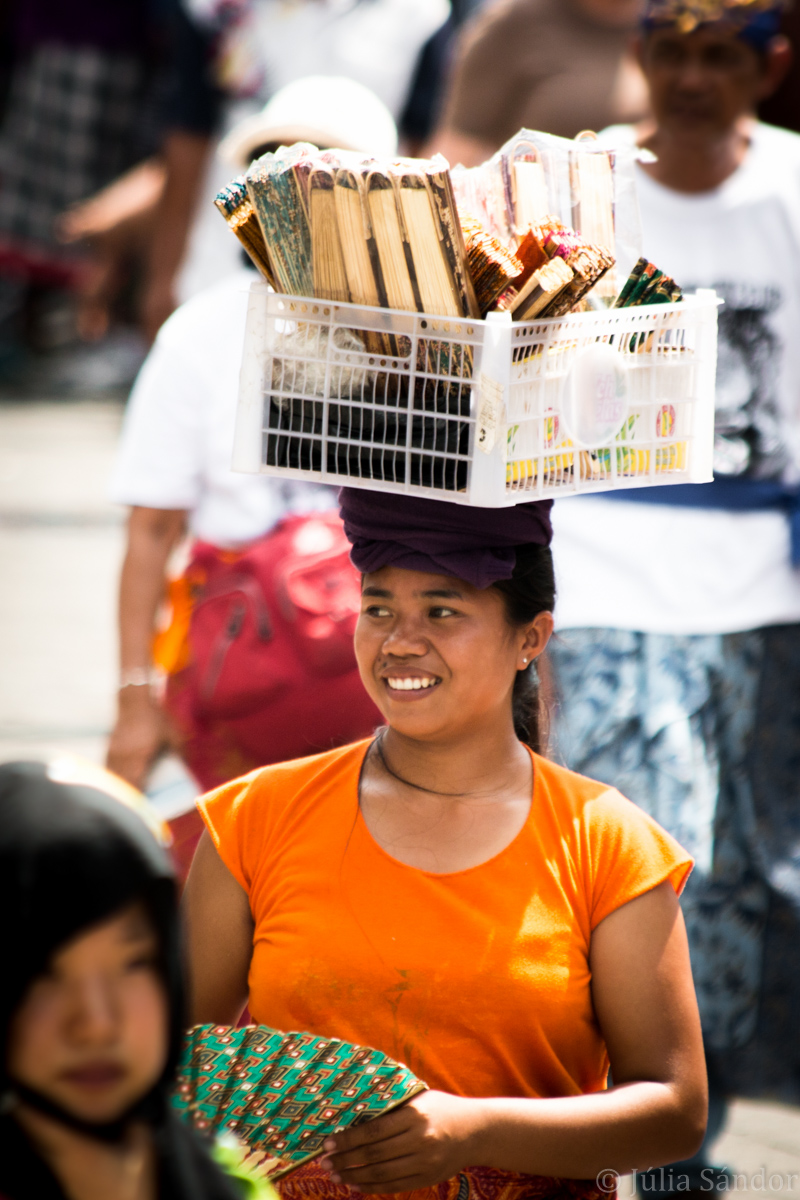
[{"xmin": 522, "ymin": 611, "xmax": 554, "ymax": 665}]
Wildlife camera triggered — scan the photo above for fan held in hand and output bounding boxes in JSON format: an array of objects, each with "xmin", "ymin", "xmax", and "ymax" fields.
[{"xmin": 172, "ymin": 1024, "xmax": 428, "ymax": 1180}]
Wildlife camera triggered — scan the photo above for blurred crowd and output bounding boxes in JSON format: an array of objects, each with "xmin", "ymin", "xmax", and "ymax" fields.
[
  {"xmin": 3, "ymin": 0, "xmax": 800, "ymax": 1196},
  {"xmin": 1, "ymin": 0, "xmax": 798, "ymax": 374},
  {"xmin": 0, "ymin": 0, "xmax": 468, "ymax": 372}
]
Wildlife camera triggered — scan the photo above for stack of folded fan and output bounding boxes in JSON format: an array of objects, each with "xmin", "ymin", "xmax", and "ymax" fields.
[
  {"xmin": 613, "ymin": 257, "xmax": 682, "ymax": 308},
  {"xmin": 214, "ymin": 143, "xmax": 616, "ymax": 323},
  {"xmin": 493, "ymin": 219, "xmax": 615, "ymax": 320}
]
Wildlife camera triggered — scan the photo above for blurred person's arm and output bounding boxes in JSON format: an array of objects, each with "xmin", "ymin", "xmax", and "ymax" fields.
[
  {"xmin": 57, "ymin": 159, "xmax": 166, "ymax": 341},
  {"xmin": 140, "ymin": 130, "xmax": 212, "ymax": 342},
  {"xmin": 107, "ymin": 506, "xmax": 187, "ymax": 787},
  {"xmin": 423, "ymin": 1, "xmax": 536, "ymax": 163},
  {"xmin": 108, "ymin": 260, "xmax": 209, "ymax": 785},
  {"xmin": 59, "ymin": 158, "xmax": 166, "ymax": 245}
]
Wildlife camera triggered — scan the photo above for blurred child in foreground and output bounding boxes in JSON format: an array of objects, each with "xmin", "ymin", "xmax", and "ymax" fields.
[{"xmin": 0, "ymin": 760, "xmax": 246, "ymax": 1200}]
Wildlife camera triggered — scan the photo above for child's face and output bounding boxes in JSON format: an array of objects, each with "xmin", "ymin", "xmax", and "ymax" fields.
[{"xmin": 8, "ymin": 902, "xmax": 169, "ymax": 1124}]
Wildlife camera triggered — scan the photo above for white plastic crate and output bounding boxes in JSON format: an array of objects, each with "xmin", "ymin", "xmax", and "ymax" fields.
[{"xmin": 233, "ymin": 281, "xmax": 718, "ymax": 507}]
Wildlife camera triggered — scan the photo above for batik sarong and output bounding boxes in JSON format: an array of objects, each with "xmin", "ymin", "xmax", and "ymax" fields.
[
  {"xmin": 277, "ymin": 1160, "xmax": 606, "ymax": 1200},
  {"xmin": 549, "ymin": 624, "xmax": 800, "ymax": 1101}
]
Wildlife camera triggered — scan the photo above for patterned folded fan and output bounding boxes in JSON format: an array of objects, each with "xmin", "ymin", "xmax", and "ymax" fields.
[{"xmin": 172, "ymin": 1024, "xmax": 428, "ymax": 1181}]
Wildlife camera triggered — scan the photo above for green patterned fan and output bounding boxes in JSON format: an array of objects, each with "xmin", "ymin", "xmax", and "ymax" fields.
[{"xmin": 172, "ymin": 1024, "xmax": 427, "ymax": 1180}]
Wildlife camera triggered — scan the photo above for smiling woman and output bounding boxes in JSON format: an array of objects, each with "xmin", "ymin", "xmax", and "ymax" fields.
[
  {"xmin": 183, "ymin": 488, "xmax": 707, "ymax": 1200},
  {"xmin": 353, "ymin": 562, "xmax": 553, "ymax": 875},
  {"xmin": 361, "ymin": 548, "xmax": 555, "ymax": 749}
]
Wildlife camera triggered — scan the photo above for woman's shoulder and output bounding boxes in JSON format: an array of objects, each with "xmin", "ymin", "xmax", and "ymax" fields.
[
  {"xmin": 198, "ymin": 739, "xmax": 370, "ymax": 855},
  {"xmin": 198, "ymin": 738, "xmax": 371, "ymax": 898},
  {"xmin": 532, "ymin": 751, "xmax": 625, "ymax": 813},
  {"xmin": 531, "ymin": 753, "xmax": 693, "ymax": 927},
  {"xmin": 533, "ymin": 750, "xmax": 681, "ymax": 838},
  {"xmin": 207, "ymin": 738, "xmax": 371, "ymax": 808}
]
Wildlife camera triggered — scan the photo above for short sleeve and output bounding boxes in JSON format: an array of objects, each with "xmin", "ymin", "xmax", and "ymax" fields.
[
  {"xmin": 197, "ymin": 771, "xmax": 264, "ymax": 893},
  {"xmin": 109, "ymin": 322, "xmax": 206, "ymax": 512},
  {"xmin": 582, "ymin": 789, "xmax": 694, "ymax": 931}
]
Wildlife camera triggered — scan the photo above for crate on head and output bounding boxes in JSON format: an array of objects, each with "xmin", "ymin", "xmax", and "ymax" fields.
[{"xmin": 233, "ymin": 282, "xmax": 719, "ymax": 508}]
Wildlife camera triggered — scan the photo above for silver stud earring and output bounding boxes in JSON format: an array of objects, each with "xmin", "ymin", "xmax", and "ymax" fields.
[{"xmin": 522, "ymin": 657, "xmax": 528, "ymax": 665}]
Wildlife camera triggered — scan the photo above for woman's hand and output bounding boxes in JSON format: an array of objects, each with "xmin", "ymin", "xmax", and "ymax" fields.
[
  {"xmin": 319, "ymin": 1090, "xmax": 483, "ymax": 1194},
  {"xmin": 107, "ymin": 686, "xmax": 167, "ymax": 787}
]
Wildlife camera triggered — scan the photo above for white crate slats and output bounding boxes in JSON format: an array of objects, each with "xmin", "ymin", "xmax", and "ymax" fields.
[{"xmin": 233, "ymin": 281, "xmax": 718, "ymax": 509}]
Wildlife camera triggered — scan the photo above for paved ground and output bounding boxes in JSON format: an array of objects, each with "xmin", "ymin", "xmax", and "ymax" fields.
[
  {"xmin": 616, "ymin": 1101, "xmax": 800, "ymax": 1197},
  {"xmin": 0, "ymin": 398, "xmax": 125, "ymax": 764},
  {"xmin": 1, "ymin": 397, "xmax": 798, "ymax": 1192},
  {"xmin": 712, "ymin": 1101, "xmax": 800, "ymax": 1199}
]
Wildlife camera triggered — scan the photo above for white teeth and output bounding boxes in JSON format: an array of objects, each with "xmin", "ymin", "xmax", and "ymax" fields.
[{"xmin": 386, "ymin": 676, "xmax": 439, "ymax": 691}]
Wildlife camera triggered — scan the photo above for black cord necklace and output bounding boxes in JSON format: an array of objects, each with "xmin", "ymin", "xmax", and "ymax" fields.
[{"xmin": 372, "ymin": 731, "xmax": 481, "ymax": 799}]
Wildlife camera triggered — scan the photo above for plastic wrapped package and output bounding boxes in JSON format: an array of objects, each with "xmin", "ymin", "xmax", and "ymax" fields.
[{"xmin": 450, "ymin": 128, "xmax": 642, "ymax": 302}]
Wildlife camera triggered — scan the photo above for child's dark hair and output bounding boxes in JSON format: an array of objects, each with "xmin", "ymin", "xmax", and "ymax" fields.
[{"xmin": 492, "ymin": 544, "xmax": 556, "ymax": 752}]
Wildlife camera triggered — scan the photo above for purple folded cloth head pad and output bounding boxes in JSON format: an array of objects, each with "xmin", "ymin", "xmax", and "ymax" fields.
[{"xmin": 338, "ymin": 488, "xmax": 553, "ymax": 589}]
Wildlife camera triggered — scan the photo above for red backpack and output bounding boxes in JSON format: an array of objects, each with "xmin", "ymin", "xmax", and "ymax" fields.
[{"xmin": 164, "ymin": 511, "xmax": 380, "ymax": 791}]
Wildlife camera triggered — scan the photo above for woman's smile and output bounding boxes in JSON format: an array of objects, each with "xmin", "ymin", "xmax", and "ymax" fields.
[{"xmin": 382, "ymin": 672, "xmax": 443, "ymax": 698}]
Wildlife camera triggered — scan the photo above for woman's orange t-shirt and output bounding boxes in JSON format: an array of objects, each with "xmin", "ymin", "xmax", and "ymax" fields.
[{"xmin": 199, "ymin": 740, "xmax": 692, "ymax": 1101}]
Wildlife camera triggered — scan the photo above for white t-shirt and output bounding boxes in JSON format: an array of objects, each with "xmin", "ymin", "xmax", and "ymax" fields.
[
  {"xmin": 110, "ymin": 269, "xmax": 334, "ymax": 546},
  {"xmin": 553, "ymin": 122, "xmax": 800, "ymax": 635}
]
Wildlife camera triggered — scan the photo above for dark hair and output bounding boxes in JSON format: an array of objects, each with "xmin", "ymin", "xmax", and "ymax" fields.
[
  {"xmin": 492, "ymin": 544, "xmax": 556, "ymax": 752},
  {"xmin": 0, "ymin": 763, "xmax": 184, "ymax": 1104}
]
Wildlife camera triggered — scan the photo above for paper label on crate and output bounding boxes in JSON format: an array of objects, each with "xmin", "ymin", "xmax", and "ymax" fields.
[
  {"xmin": 477, "ymin": 373, "xmax": 505, "ymax": 454},
  {"xmin": 562, "ymin": 344, "xmax": 628, "ymax": 447}
]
